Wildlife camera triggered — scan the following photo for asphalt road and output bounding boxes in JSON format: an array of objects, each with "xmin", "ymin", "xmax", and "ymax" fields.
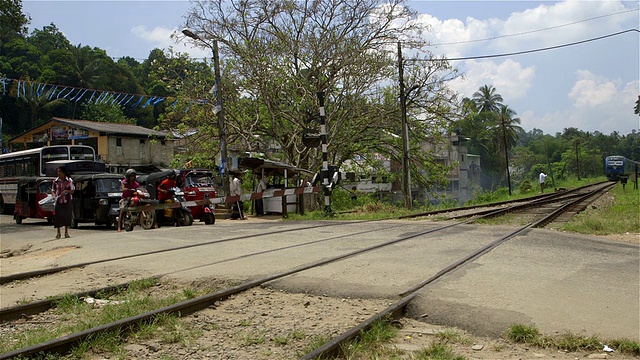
[{"xmin": 1, "ymin": 214, "xmax": 638, "ymax": 341}]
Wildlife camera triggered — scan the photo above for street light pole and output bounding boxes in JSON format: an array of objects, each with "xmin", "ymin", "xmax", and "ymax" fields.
[{"xmin": 182, "ymin": 28, "xmax": 230, "ymax": 196}]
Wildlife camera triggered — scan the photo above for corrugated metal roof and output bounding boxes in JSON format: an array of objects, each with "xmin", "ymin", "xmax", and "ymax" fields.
[
  {"xmin": 51, "ymin": 117, "xmax": 168, "ymax": 138},
  {"xmin": 238, "ymin": 157, "xmax": 314, "ymax": 177}
]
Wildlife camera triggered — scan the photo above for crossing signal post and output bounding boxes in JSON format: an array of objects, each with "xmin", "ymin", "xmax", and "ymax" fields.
[{"xmin": 317, "ymin": 91, "xmax": 333, "ymax": 216}]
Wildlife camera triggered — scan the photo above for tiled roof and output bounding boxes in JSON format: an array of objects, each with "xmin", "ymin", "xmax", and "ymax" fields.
[{"xmin": 51, "ymin": 118, "xmax": 168, "ymax": 138}]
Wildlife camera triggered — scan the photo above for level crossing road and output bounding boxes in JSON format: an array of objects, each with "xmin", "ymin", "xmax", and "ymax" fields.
[{"xmin": 1, "ymin": 214, "xmax": 638, "ymax": 341}]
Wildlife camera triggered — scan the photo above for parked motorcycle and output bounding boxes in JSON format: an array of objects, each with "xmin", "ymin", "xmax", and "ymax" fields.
[
  {"xmin": 122, "ymin": 189, "xmax": 156, "ymax": 231},
  {"xmin": 156, "ymin": 187, "xmax": 193, "ymax": 227},
  {"xmin": 200, "ymin": 202, "xmax": 215, "ymax": 225}
]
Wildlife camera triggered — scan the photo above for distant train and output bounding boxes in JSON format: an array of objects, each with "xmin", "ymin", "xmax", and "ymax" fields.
[{"xmin": 604, "ymin": 155, "xmax": 639, "ymax": 182}]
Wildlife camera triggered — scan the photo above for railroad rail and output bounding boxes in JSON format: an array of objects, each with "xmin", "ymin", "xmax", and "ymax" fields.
[
  {"xmin": 0, "ymin": 182, "xmax": 615, "ymax": 359},
  {"xmin": 300, "ymin": 182, "xmax": 615, "ymax": 359}
]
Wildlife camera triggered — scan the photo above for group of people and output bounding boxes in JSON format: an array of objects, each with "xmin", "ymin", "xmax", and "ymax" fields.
[
  {"xmin": 229, "ymin": 171, "xmax": 269, "ymax": 219},
  {"xmin": 56, "ymin": 167, "xmax": 174, "ymax": 233},
  {"xmin": 116, "ymin": 168, "xmax": 176, "ymax": 232},
  {"xmin": 52, "ymin": 164, "xmax": 552, "ymax": 238}
]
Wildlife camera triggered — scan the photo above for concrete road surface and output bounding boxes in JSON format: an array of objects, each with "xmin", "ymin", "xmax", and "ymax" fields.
[{"xmin": 1, "ymin": 215, "xmax": 638, "ymax": 340}]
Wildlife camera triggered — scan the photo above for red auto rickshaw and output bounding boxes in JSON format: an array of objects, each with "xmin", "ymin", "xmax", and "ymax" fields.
[
  {"xmin": 178, "ymin": 169, "xmax": 217, "ymax": 224},
  {"xmin": 14, "ymin": 177, "xmax": 55, "ymax": 224}
]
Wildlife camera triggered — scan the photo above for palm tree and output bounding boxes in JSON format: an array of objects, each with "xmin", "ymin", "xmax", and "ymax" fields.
[
  {"xmin": 497, "ymin": 105, "xmax": 523, "ymax": 149},
  {"xmin": 18, "ymin": 85, "xmax": 69, "ymax": 128},
  {"xmin": 472, "ymin": 85, "xmax": 503, "ymax": 113},
  {"xmin": 67, "ymin": 44, "xmax": 105, "ymax": 89},
  {"xmin": 65, "ymin": 44, "xmax": 106, "ymax": 118},
  {"xmin": 497, "ymin": 105, "xmax": 522, "ymax": 195}
]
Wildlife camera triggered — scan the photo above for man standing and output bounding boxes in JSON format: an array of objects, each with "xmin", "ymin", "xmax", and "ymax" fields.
[
  {"xmin": 230, "ymin": 171, "xmax": 245, "ymax": 220},
  {"xmin": 539, "ymin": 171, "xmax": 548, "ymax": 193},
  {"xmin": 255, "ymin": 174, "xmax": 267, "ymax": 216}
]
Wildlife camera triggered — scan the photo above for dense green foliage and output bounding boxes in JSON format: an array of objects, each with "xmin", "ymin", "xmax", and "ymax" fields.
[
  {"xmin": 457, "ymin": 86, "xmax": 639, "ymax": 191},
  {"xmin": 1, "ymin": 0, "xmax": 637, "ymax": 197}
]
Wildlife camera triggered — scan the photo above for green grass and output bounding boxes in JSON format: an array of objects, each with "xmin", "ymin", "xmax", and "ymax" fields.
[
  {"xmin": 238, "ymin": 331, "xmax": 266, "ymax": 347},
  {"xmin": 288, "ymin": 177, "xmax": 612, "ymax": 219},
  {"xmin": 0, "ymin": 279, "xmax": 209, "ymax": 355},
  {"xmin": 289, "ymin": 177, "xmax": 638, "ymax": 238},
  {"xmin": 414, "ymin": 343, "xmax": 467, "ymax": 360},
  {"xmin": 436, "ymin": 329, "xmax": 471, "ymax": 345},
  {"xmin": 338, "ymin": 317, "xmax": 415, "ymax": 359},
  {"xmin": 562, "ymin": 182, "xmax": 639, "ymax": 235},
  {"xmin": 503, "ymin": 323, "xmax": 640, "ymax": 356},
  {"xmin": 297, "ymin": 334, "xmax": 333, "ymax": 357}
]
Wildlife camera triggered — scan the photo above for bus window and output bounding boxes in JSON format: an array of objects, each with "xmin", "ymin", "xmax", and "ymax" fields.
[
  {"xmin": 41, "ymin": 147, "xmax": 69, "ymax": 171},
  {"xmin": 70, "ymin": 146, "xmax": 95, "ymax": 161}
]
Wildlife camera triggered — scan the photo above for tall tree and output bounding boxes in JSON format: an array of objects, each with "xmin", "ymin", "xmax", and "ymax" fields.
[
  {"xmin": 27, "ymin": 23, "xmax": 72, "ymax": 54},
  {"xmin": 180, "ymin": 0, "xmax": 454, "ymax": 179},
  {"xmin": 0, "ymin": 0, "xmax": 30, "ymax": 43}
]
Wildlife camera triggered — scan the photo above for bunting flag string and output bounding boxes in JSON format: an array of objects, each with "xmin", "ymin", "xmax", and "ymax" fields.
[
  {"xmin": 1, "ymin": 77, "xmax": 217, "ymax": 113},
  {"xmin": 1, "ymin": 78, "xmax": 10, "ymax": 95}
]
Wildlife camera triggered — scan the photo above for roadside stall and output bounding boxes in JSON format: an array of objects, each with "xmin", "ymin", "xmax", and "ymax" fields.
[{"xmin": 237, "ymin": 157, "xmax": 317, "ymax": 216}]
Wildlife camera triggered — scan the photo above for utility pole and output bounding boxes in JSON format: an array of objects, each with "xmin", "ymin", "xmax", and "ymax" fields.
[
  {"xmin": 500, "ymin": 113, "xmax": 512, "ymax": 196},
  {"xmin": 182, "ymin": 28, "xmax": 229, "ymax": 196},
  {"xmin": 397, "ymin": 42, "xmax": 411, "ymax": 209},
  {"xmin": 574, "ymin": 139, "xmax": 581, "ymax": 180}
]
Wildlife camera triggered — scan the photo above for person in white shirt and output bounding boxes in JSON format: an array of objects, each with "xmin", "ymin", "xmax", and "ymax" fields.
[
  {"xmin": 229, "ymin": 171, "xmax": 245, "ymax": 219},
  {"xmin": 539, "ymin": 172, "xmax": 548, "ymax": 193}
]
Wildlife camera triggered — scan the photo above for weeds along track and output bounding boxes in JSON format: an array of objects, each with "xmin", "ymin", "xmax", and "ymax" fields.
[
  {"xmin": 0, "ymin": 182, "xmax": 615, "ymax": 359},
  {"xmin": 449, "ymin": 181, "xmax": 615, "ymax": 226}
]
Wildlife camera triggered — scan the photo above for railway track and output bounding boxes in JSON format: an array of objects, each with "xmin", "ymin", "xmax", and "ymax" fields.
[
  {"xmin": 0, "ymin": 182, "xmax": 618, "ymax": 359},
  {"xmin": 0, "ymin": 182, "xmax": 608, "ymax": 287}
]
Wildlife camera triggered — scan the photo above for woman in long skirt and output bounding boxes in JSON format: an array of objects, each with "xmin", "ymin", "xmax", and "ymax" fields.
[{"xmin": 52, "ymin": 166, "xmax": 74, "ymax": 239}]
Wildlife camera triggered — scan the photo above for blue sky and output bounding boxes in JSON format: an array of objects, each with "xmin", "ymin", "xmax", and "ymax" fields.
[{"xmin": 22, "ymin": 0, "xmax": 640, "ymax": 136}]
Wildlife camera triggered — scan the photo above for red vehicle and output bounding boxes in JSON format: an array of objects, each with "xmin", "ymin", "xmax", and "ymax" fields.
[
  {"xmin": 13, "ymin": 177, "xmax": 55, "ymax": 224},
  {"xmin": 178, "ymin": 169, "xmax": 216, "ymax": 224}
]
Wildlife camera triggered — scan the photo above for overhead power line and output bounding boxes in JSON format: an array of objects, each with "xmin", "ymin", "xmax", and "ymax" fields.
[
  {"xmin": 412, "ymin": 29, "xmax": 639, "ymax": 62},
  {"xmin": 430, "ymin": 8, "xmax": 639, "ymax": 46}
]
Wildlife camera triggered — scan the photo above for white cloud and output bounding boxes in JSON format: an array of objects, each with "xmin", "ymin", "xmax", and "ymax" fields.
[
  {"xmin": 520, "ymin": 76, "xmax": 639, "ymax": 135},
  {"xmin": 448, "ymin": 59, "xmax": 535, "ymax": 100},
  {"xmin": 568, "ymin": 70, "xmax": 618, "ymax": 108},
  {"xmin": 415, "ymin": 0, "xmax": 637, "ymax": 135},
  {"xmin": 130, "ymin": 25, "xmax": 210, "ymax": 59},
  {"xmin": 495, "ymin": 1, "xmax": 633, "ymax": 50},
  {"xmin": 131, "ymin": 25, "xmax": 175, "ymax": 43}
]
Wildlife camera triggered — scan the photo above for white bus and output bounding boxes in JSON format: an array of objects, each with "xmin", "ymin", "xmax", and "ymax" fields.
[{"xmin": 0, "ymin": 145, "xmax": 96, "ymax": 213}]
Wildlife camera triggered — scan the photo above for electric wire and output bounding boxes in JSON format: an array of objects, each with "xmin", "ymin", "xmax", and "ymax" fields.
[
  {"xmin": 430, "ymin": 8, "xmax": 639, "ymax": 46},
  {"xmin": 411, "ymin": 28, "xmax": 639, "ymax": 62}
]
